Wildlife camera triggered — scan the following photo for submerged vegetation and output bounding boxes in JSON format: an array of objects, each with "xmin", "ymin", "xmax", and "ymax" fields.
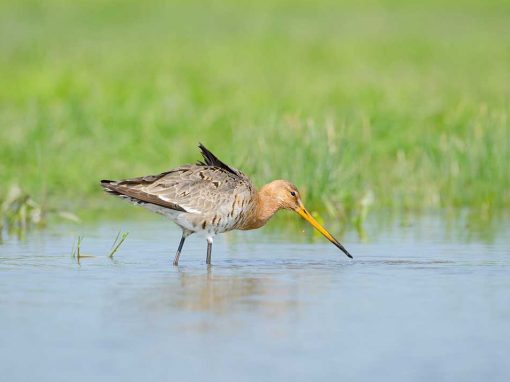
[{"xmin": 1, "ymin": 0, "xmax": 509, "ymax": 223}]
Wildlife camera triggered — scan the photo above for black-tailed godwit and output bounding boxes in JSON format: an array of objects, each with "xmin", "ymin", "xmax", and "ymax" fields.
[{"xmin": 101, "ymin": 144, "xmax": 352, "ymax": 265}]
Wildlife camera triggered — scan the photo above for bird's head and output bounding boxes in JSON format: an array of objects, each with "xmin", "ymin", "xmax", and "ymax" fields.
[{"xmin": 263, "ymin": 180, "xmax": 353, "ymax": 259}]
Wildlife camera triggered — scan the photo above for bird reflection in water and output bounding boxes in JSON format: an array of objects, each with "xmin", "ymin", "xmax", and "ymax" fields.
[{"xmin": 136, "ymin": 267, "xmax": 304, "ymax": 332}]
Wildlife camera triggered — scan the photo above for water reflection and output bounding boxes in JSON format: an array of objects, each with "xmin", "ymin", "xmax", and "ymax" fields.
[{"xmin": 140, "ymin": 268, "xmax": 300, "ymax": 321}]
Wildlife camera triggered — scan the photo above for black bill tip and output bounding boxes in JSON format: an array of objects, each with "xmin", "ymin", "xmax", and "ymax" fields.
[{"xmin": 332, "ymin": 239, "xmax": 353, "ymax": 259}]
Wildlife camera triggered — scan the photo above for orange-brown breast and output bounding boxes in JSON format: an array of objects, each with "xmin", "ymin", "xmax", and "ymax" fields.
[{"xmin": 238, "ymin": 188, "xmax": 281, "ymax": 230}]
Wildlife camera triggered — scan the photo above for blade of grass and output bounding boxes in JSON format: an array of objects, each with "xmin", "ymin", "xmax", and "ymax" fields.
[
  {"xmin": 77, "ymin": 236, "xmax": 82, "ymax": 258},
  {"xmin": 70, "ymin": 239, "xmax": 76, "ymax": 258},
  {"xmin": 71, "ymin": 235, "xmax": 82, "ymax": 259},
  {"xmin": 108, "ymin": 232, "xmax": 129, "ymax": 258}
]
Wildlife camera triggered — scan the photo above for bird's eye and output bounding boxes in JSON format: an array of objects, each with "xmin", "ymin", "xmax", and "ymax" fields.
[{"xmin": 290, "ymin": 191, "xmax": 296, "ymax": 197}]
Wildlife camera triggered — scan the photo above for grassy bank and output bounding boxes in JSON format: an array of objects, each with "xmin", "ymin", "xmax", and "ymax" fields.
[{"xmin": 1, "ymin": 0, "xmax": 509, "ymax": 222}]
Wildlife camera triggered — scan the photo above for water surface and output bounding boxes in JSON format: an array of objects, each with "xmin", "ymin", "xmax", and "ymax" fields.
[{"xmin": 1, "ymin": 216, "xmax": 509, "ymax": 381}]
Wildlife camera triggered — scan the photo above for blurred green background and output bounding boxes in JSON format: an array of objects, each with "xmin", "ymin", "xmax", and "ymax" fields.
[{"xmin": 1, "ymin": 0, "xmax": 509, "ymax": 222}]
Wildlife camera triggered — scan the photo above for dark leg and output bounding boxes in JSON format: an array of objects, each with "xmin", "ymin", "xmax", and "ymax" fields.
[
  {"xmin": 206, "ymin": 238, "xmax": 213, "ymax": 265},
  {"xmin": 173, "ymin": 235, "xmax": 186, "ymax": 266}
]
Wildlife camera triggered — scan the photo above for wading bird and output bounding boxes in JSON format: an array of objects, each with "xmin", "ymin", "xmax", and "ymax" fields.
[{"xmin": 101, "ymin": 144, "xmax": 352, "ymax": 265}]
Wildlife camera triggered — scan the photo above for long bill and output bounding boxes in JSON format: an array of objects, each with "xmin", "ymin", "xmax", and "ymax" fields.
[{"xmin": 295, "ymin": 205, "xmax": 353, "ymax": 259}]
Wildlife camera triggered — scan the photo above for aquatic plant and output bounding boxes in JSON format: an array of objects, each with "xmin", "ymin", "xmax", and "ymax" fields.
[
  {"xmin": 0, "ymin": 185, "xmax": 44, "ymax": 241},
  {"xmin": 70, "ymin": 236, "xmax": 83, "ymax": 259},
  {"xmin": 70, "ymin": 236, "xmax": 96, "ymax": 264},
  {"xmin": 69, "ymin": 232, "xmax": 129, "ymax": 263},
  {"xmin": 108, "ymin": 231, "xmax": 129, "ymax": 258},
  {"xmin": 0, "ymin": 185, "xmax": 79, "ymax": 241}
]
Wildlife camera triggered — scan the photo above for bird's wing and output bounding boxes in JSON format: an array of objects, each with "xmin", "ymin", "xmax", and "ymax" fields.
[{"xmin": 101, "ymin": 165, "xmax": 254, "ymax": 215}]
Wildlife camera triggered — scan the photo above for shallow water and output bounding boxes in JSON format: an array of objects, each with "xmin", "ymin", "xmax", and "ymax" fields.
[{"xmin": 1, "ymin": 216, "xmax": 509, "ymax": 382}]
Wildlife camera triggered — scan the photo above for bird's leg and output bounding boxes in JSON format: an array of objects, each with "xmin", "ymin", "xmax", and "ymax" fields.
[
  {"xmin": 206, "ymin": 237, "xmax": 213, "ymax": 265},
  {"xmin": 173, "ymin": 232, "xmax": 188, "ymax": 266}
]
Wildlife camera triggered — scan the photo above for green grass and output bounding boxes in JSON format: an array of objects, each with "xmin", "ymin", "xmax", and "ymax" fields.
[
  {"xmin": 1, "ymin": 0, "xmax": 509, "ymax": 223},
  {"xmin": 108, "ymin": 231, "xmax": 129, "ymax": 258},
  {"xmin": 0, "ymin": 184, "xmax": 79, "ymax": 240}
]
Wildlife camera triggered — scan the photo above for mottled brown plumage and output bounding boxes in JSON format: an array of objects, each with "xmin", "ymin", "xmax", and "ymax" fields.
[{"xmin": 101, "ymin": 144, "xmax": 352, "ymax": 265}]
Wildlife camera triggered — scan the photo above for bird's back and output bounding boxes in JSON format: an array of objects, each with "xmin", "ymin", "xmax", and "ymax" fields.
[{"xmin": 101, "ymin": 145, "xmax": 257, "ymax": 235}]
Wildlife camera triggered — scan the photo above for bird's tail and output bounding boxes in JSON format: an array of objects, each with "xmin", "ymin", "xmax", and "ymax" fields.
[{"xmin": 100, "ymin": 179, "xmax": 121, "ymax": 195}]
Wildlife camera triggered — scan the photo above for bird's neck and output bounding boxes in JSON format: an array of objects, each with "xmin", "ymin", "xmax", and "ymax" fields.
[{"xmin": 242, "ymin": 184, "xmax": 281, "ymax": 230}]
